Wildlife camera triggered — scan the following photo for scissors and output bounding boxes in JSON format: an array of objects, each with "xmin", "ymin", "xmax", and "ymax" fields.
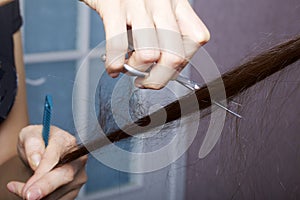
[{"xmin": 101, "ymin": 55, "xmax": 242, "ymax": 119}]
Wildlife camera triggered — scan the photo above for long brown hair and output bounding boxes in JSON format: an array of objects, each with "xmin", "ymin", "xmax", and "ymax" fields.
[{"xmin": 58, "ymin": 35, "xmax": 300, "ymax": 166}]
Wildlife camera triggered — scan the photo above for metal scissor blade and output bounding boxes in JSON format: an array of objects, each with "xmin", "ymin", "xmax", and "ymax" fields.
[
  {"xmin": 101, "ymin": 57, "xmax": 242, "ymax": 119},
  {"xmin": 212, "ymin": 100, "xmax": 242, "ymax": 119},
  {"xmin": 123, "ymin": 64, "xmax": 148, "ymax": 77},
  {"xmin": 175, "ymin": 75, "xmax": 201, "ymax": 90}
]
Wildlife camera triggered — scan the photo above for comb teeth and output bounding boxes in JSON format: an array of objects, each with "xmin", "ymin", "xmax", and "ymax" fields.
[{"xmin": 42, "ymin": 95, "xmax": 53, "ymax": 146}]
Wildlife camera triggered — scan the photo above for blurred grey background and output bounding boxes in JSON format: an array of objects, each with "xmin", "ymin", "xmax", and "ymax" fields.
[{"xmin": 187, "ymin": 0, "xmax": 300, "ymax": 199}]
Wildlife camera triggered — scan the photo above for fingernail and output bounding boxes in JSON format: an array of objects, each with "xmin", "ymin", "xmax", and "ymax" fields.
[
  {"xmin": 109, "ymin": 72, "xmax": 119, "ymax": 78},
  {"xmin": 134, "ymin": 78, "xmax": 145, "ymax": 89},
  {"xmin": 135, "ymin": 82, "xmax": 143, "ymax": 88},
  {"xmin": 26, "ymin": 188, "xmax": 42, "ymax": 200},
  {"xmin": 143, "ymin": 82, "xmax": 164, "ymax": 90},
  {"xmin": 7, "ymin": 183, "xmax": 15, "ymax": 193},
  {"xmin": 137, "ymin": 85, "xmax": 145, "ymax": 89},
  {"xmin": 30, "ymin": 154, "xmax": 41, "ymax": 168}
]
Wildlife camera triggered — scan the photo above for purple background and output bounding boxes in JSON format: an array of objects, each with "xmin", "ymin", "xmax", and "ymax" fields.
[{"xmin": 186, "ymin": 0, "xmax": 300, "ymax": 199}]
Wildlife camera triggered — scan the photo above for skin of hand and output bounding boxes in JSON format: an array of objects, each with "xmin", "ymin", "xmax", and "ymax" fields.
[
  {"xmin": 81, "ymin": 0, "xmax": 210, "ymax": 89},
  {"xmin": 0, "ymin": 21, "xmax": 86, "ymax": 200},
  {"xmin": 6, "ymin": 125, "xmax": 88, "ymax": 200}
]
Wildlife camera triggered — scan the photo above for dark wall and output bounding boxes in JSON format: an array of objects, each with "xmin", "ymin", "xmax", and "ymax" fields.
[{"xmin": 186, "ymin": 0, "xmax": 300, "ymax": 199}]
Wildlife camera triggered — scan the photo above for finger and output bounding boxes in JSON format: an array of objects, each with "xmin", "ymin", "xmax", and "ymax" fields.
[
  {"xmin": 82, "ymin": 0, "xmax": 128, "ymax": 78},
  {"xmin": 134, "ymin": 63, "xmax": 179, "ymax": 89},
  {"xmin": 7, "ymin": 181, "xmax": 25, "ymax": 197},
  {"xmin": 101, "ymin": 1, "xmax": 128, "ymax": 78},
  {"xmin": 125, "ymin": 1, "xmax": 160, "ymax": 72},
  {"xmin": 22, "ymin": 126, "xmax": 77, "ymax": 196},
  {"xmin": 43, "ymin": 167, "xmax": 87, "ymax": 200},
  {"xmin": 175, "ymin": 0, "xmax": 210, "ymax": 57},
  {"xmin": 18, "ymin": 125, "xmax": 45, "ymax": 170},
  {"xmin": 137, "ymin": 0, "xmax": 185, "ymax": 89},
  {"xmin": 36, "ymin": 126, "xmax": 76, "ymax": 174},
  {"xmin": 24, "ymin": 158, "xmax": 86, "ymax": 200}
]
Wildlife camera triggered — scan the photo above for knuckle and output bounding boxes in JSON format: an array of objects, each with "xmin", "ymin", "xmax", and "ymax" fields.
[
  {"xmin": 51, "ymin": 126, "xmax": 76, "ymax": 146},
  {"xmin": 106, "ymin": 61, "xmax": 124, "ymax": 73},
  {"xmin": 62, "ymin": 166, "xmax": 76, "ymax": 182},
  {"xmin": 136, "ymin": 49, "xmax": 160, "ymax": 63},
  {"xmin": 19, "ymin": 128, "xmax": 27, "ymax": 142},
  {"xmin": 20, "ymin": 126, "xmax": 29, "ymax": 135},
  {"xmin": 64, "ymin": 173, "xmax": 74, "ymax": 183},
  {"xmin": 66, "ymin": 135, "xmax": 77, "ymax": 146},
  {"xmin": 80, "ymin": 155, "xmax": 88, "ymax": 165},
  {"xmin": 38, "ymin": 179, "xmax": 55, "ymax": 196},
  {"xmin": 50, "ymin": 125, "xmax": 61, "ymax": 134},
  {"xmin": 167, "ymin": 55, "xmax": 185, "ymax": 66},
  {"xmin": 64, "ymin": 135, "xmax": 76, "ymax": 149},
  {"xmin": 19, "ymin": 125, "xmax": 41, "ymax": 142},
  {"xmin": 194, "ymin": 27, "xmax": 211, "ymax": 46},
  {"xmin": 19, "ymin": 125, "xmax": 31, "ymax": 138}
]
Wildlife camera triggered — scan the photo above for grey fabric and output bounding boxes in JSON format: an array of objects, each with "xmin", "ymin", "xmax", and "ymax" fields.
[{"xmin": 186, "ymin": 0, "xmax": 300, "ymax": 199}]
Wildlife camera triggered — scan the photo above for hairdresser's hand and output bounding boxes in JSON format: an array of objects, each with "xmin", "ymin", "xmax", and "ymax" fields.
[
  {"xmin": 7, "ymin": 125, "xmax": 87, "ymax": 200},
  {"xmin": 82, "ymin": 0, "xmax": 210, "ymax": 89}
]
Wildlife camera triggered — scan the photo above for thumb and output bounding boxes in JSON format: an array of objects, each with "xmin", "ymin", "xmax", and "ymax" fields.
[
  {"xmin": 135, "ymin": 64, "xmax": 179, "ymax": 90},
  {"xmin": 18, "ymin": 125, "xmax": 45, "ymax": 171}
]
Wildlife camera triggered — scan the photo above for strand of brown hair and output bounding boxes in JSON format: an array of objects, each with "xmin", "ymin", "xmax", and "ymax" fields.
[{"xmin": 57, "ymin": 35, "xmax": 300, "ymax": 166}]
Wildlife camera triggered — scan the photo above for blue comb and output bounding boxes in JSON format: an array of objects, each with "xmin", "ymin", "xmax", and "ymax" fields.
[{"xmin": 42, "ymin": 95, "xmax": 53, "ymax": 146}]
